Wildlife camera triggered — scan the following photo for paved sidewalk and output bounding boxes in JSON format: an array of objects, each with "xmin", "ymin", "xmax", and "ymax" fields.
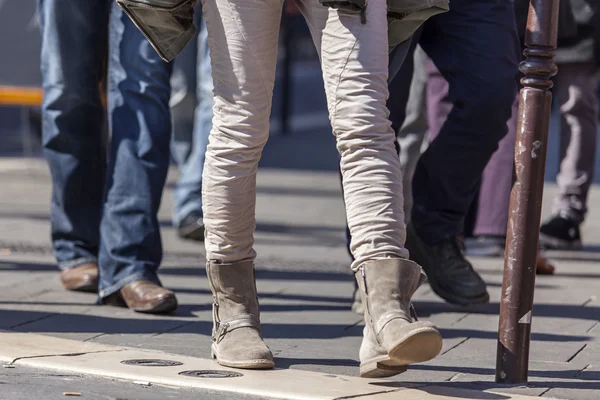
[{"xmin": 0, "ymin": 158, "xmax": 598, "ymax": 400}]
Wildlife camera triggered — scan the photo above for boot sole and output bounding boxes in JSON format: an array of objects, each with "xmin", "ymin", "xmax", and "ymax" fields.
[
  {"xmin": 387, "ymin": 327, "xmax": 443, "ymax": 365},
  {"xmin": 359, "ymin": 327, "xmax": 442, "ymax": 378},
  {"xmin": 211, "ymin": 348, "xmax": 275, "ymax": 370}
]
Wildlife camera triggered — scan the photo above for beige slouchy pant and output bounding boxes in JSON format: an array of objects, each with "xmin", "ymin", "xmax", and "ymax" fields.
[{"xmin": 201, "ymin": 0, "xmax": 408, "ymax": 271}]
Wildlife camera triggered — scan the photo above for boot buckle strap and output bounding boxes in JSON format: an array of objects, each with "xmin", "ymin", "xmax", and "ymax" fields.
[{"xmin": 213, "ymin": 314, "xmax": 260, "ymax": 343}]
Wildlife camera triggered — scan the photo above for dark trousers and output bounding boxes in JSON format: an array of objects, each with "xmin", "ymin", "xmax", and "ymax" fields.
[
  {"xmin": 426, "ymin": 60, "xmax": 519, "ymax": 238},
  {"xmin": 389, "ymin": 0, "xmax": 520, "ymax": 245}
]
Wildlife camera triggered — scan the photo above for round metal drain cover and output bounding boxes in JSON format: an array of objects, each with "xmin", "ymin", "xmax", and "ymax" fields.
[
  {"xmin": 178, "ymin": 370, "xmax": 243, "ymax": 378},
  {"xmin": 121, "ymin": 359, "xmax": 184, "ymax": 367}
]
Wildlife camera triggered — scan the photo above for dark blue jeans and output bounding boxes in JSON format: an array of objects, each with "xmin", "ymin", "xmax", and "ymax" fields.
[
  {"xmin": 169, "ymin": 7, "xmax": 212, "ymax": 227},
  {"xmin": 39, "ymin": 0, "xmax": 173, "ymax": 299},
  {"xmin": 389, "ymin": 0, "xmax": 520, "ymax": 245}
]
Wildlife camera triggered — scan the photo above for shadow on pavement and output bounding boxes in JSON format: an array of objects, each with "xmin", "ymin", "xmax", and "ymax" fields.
[
  {"xmin": 0, "ymin": 308, "xmax": 591, "ymax": 342},
  {"xmin": 413, "ymin": 300, "xmax": 600, "ymax": 321},
  {"xmin": 164, "ymin": 182, "xmax": 343, "ymax": 198},
  {"xmin": 409, "ymin": 364, "xmax": 587, "ymax": 380},
  {"xmin": 1, "ymin": 310, "xmax": 359, "ymax": 339},
  {"xmin": 0, "ymin": 301, "xmax": 350, "ymax": 314},
  {"xmin": 0, "ymin": 210, "xmax": 346, "ymax": 243},
  {"xmin": 369, "ymin": 382, "xmax": 511, "ymax": 399},
  {"xmin": 402, "ymin": 367, "xmax": 600, "ymax": 392},
  {"xmin": 0, "ymin": 260, "xmax": 353, "ymax": 280},
  {"xmin": 172, "ymin": 287, "xmax": 351, "ymax": 304},
  {"xmin": 274, "ymin": 357, "xmax": 359, "ymax": 369}
]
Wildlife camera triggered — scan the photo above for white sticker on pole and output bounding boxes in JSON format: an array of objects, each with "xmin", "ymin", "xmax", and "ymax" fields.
[{"xmin": 518, "ymin": 310, "xmax": 532, "ymax": 324}]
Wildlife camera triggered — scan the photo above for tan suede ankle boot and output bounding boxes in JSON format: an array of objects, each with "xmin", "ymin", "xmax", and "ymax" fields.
[
  {"xmin": 356, "ymin": 258, "xmax": 443, "ymax": 378},
  {"xmin": 206, "ymin": 260, "xmax": 274, "ymax": 369}
]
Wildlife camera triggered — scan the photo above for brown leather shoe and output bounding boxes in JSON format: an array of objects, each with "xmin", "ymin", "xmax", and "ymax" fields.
[
  {"xmin": 60, "ymin": 263, "xmax": 98, "ymax": 293},
  {"xmin": 536, "ymin": 253, "xmax": 556, "ymax": 275},
  {"xmin": 103, "ymin": 280, "xmax": 178, "ymax": 314}
]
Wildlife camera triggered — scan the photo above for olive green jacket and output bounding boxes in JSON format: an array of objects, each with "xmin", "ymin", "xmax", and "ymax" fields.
[{"xmin": 116, "ymin": 0, "xmax": 448, "ymax": 62}]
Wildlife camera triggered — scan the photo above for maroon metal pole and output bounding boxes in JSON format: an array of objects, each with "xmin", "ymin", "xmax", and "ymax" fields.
[{"xmin": 496, "ymin": 0, "xmax": 560, "ymax": 384}]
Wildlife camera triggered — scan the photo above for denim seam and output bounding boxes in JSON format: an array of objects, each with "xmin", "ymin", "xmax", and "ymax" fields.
[{"xmin": 59, "ymin": 257, "xmax": 98, "ymax": 271}]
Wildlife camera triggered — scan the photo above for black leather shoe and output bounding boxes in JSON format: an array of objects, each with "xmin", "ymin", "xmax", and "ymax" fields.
[
  {"xmin": 405, "ymin": 223, "xmax": 489, "ymax": 306},
  {"xmin": 177, "ymin": 211, "xmax": 204, "ymax": 241}
]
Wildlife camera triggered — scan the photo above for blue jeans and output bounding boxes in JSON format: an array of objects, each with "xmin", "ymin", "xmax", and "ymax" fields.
[
  {"xmin": 388, "ymin": 0, "xmax": 520, "ymax": 244},
  {"xmin": 39, "ymin": 0, "xmax": 173, "ymax": 299},
  {"xmin": 169, "ymin": 8, "xmax": 213, "ymax": 226}
]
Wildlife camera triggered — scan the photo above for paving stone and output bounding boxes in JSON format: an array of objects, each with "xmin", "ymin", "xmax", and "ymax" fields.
[
  {"xmin": 10, "ymin": 306, "xmax": 195, "ymax": 341},
  {"xmin": 391, "ymin": 366, "xmax": 457, "ymax": 384},
  {"xmin": 0, "ymin": 262, "xmax": 55, "ymax": 294},
  {"xmin": 542, "ymin": 364, "xmax": 600, "ymax": 399},
  {"xmin": 417, "ymin": 359, "xmax": 591, "ymax": 398},
  {"xmin": 446, "ymin": 311, "xmax": 597, "ymax": 363},
  {"xmin": 0, "ymin": 308, "xmax": 55, "ymax": 330},
  {"xmin": 92, "ymin": 331, "xmax": 212, "ymax": 359},
  {"xmin": 529, "ymin": 341, "xmax": 593, "ymax": 364},
  {"xmin": 586, "ymin": 320, "xmax": 600, "ymax": 336},
  {"xmin": 411, "ymin": 291, "xmax": 473, "ymax": 329},
  {"xmin": 572, "ymin": 338, "xmax": 600, "ymax": 364},
  {"xmin": 0, "ymin": 288, "xmax": 94, "ymax": 330},
  {"xmin": 454, "ymin": 309, "xmax": 598, "ymax": 335},
  {"xmin": 444, "ymin": 336, "xmax": 593, "ymax": 365},
  {"xmin": 400, "ymin": 358, "xmax": 533, "ymax": 393},
  {"xmin": 272, "ymin": 336, "xmax": 361, "ymax": 376},
  {"xmin": 94, "ymin": 319, "xmax": 216, "ymax": 359},
  {"xmin": 436, "ymin": 338, "xmax": 495, "ymax": 364},
  {"xmin": 22, "ymin": 288, "xmax": 97, "ymax": 308},
  {"xmin": 577, "ymin": 364, "xmax": 600, "ymax": 382},
  {"xmin": 0, "ymin": 269, "xmax": 45, "ymax": 291},
  {"xmin": 439, "ymin": 337, "xmax": 472, "ymax": 356},
  {"xmin": 533, "ymin": 285, "xmax": 598, "ymax": 307},
  {"xmin": 544, "ymin": 387, "xmax": 600, "ymax": 400}
]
